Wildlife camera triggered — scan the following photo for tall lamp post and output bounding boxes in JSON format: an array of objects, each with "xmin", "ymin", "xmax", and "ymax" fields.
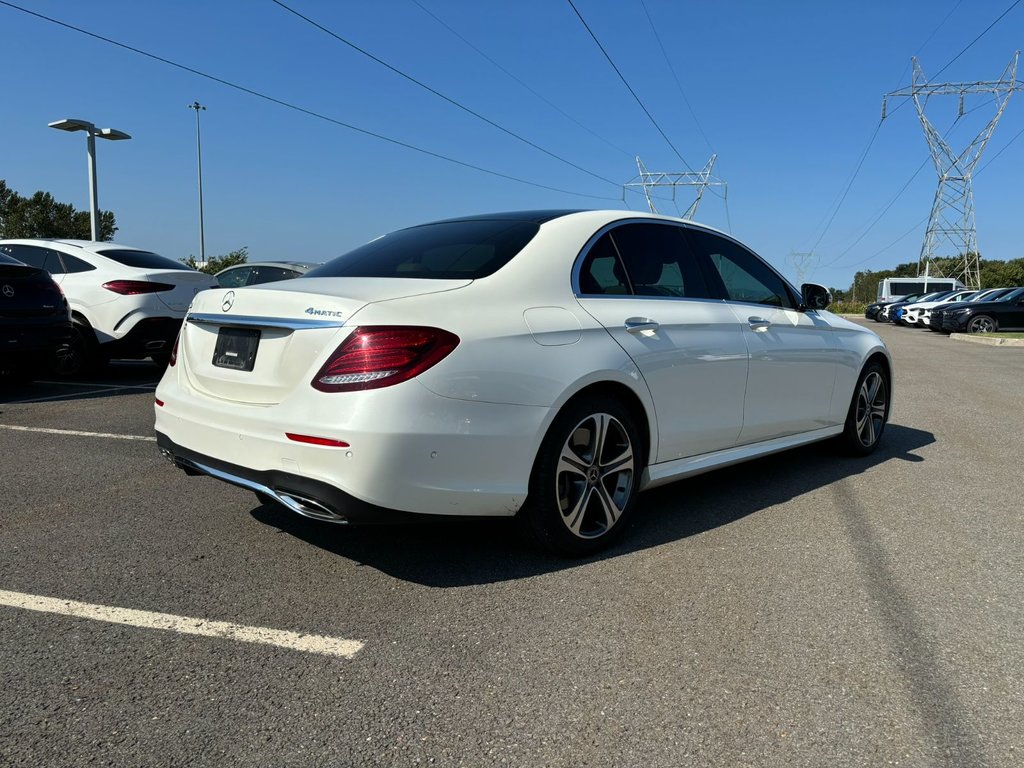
[
  {"xmin": 48, "ymin": 119, "xmax": 131, "ymax": 241},
  {"xmin": 188, "ymin": 102, "xmax": 207, "ymax": 264}
]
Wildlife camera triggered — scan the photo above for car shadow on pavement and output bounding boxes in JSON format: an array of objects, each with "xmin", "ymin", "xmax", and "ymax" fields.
[
  {"xmin": 249, "ymin": 424, "xmax": 935, "ymax": 587},
  {"xmin": 0, "ymin": 361, "xmax": 163, "ymax": 404}
]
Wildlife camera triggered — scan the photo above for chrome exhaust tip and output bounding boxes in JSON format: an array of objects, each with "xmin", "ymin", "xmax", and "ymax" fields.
[{"xmin": 276, "ymin": 490, "xmax": 348, "ymax": 524}]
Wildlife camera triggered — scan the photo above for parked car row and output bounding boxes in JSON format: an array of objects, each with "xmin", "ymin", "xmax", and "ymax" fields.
[
  {"xmin": 865, "ymin": 287, "xmax": 1024, "ymax": 333},
  {"xmin": 0, "ymin": 238, "xmax": 317, "ymax": 381}
]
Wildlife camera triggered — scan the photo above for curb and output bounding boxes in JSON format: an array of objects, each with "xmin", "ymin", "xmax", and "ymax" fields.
[{"xmin": 949, "ymin": 333, "xmax": 1024, "ymax": 347}]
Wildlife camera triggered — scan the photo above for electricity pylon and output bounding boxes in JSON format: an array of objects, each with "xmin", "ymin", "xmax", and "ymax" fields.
[
  {"xmin": 882, "ymin": 52, "xmax": 1022, "ymax": 289},
  {"xmin": 623, "ymin": 154, "xmax": 725, "ymax": 220}
]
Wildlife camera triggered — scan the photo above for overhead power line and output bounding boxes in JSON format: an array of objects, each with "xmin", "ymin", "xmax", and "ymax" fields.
[
  {"xmin": 410, "ymin": 0, "xmax": 634, "ymax": 159},
  {"xmin": 804, "ymin": 0, "xmax": 1021, "ymax": 262},
  {"xmin": 270, "ymin": 0, "xmax": 624, "ymax": 189},
  {"xmin": 0, "ymin": 0, "xmax": 621, "ymax": 201},
  {"xmin": 566, "ymin": 0, "xmax": 696, "ymax": 174}
]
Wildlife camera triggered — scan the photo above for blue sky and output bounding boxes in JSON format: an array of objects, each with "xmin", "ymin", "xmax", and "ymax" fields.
[{"xmin": 1, "ymin": 0, "xmax": 1021, "ymax": 290}]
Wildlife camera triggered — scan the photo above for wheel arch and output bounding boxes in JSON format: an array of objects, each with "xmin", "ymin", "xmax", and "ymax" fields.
[{"xmin": 545, "ymin": 380, "xmax": 654, "ymax": 470}]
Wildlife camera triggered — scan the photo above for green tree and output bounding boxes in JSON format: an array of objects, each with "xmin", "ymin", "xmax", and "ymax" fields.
[
  {"xmin": 0, "ymin": 179, "xmax": 117, "ymax": 240},
  {"xmin": 181, "ymin": 247, "xmax": 248, "ymax": 275}
]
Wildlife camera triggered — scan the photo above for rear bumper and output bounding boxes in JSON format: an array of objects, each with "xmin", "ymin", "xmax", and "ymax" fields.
[
  {"xmin": 101, "ymin": 317, "xmax": 183, "ymax": 358},
  {"xmin": 154, "ymin": 371, "xmax": 548, "ymax": 518},
  {"xmin": 156, "ymin": 431, "xmax": 424, "ymax": 524},
  {"xmin": 0, "ymin": 318, "xmax": 73, "ymax": 366}
]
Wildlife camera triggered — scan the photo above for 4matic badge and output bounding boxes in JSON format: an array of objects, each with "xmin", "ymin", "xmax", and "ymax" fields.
[{"xmin": 305, "ymin": 307, "xmax": 345, "ymax": 318}]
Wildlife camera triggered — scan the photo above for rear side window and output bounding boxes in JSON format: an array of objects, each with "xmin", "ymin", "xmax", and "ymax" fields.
[
  {"xmin": 96, "ymin": 249, "xmax": 192, "ymax": 271},
  {"xmin": 307, "ymin": 220, "xmax": 540, "ymax": 280},
  {"xmin": 60, "ymin": 253, "xmax": 96, "ymax": 273},
  {"xmin": 577, "ymin": 223, "xmax": 712, "ymax": 299}
]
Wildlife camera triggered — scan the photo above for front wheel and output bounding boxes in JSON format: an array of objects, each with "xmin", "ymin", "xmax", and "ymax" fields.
[
  {"xmin": 524, "ymin": 396, "xmax": 641, "ymax": 556},
  {"xmin": 967, "ymin": 315, "xmax": 997, "ymax": 334},
  {"xmin": 837, "ymin": 362, "xmax": 889, "ymax": 456}
]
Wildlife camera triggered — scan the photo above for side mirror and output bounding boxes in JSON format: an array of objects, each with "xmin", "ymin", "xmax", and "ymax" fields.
[{"xmin": 800, "ymin": 283, "xmax": 832, "ymax": 311}]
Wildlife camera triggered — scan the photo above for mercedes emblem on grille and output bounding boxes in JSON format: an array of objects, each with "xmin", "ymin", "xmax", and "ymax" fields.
[
  {"xmin": 1, "ymin": 285, "xmax": 13, "ymax": 298},
  {"xmin": 222, "ymin": 291, "xmax": 235, "ymax": 312}
]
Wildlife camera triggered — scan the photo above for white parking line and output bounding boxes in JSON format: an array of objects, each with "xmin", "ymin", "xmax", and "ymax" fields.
[
  {"xmin": 0, "ymin": 589, "xmax": 365, "ymax": 659},
  {"xmin": 0, "ymin": 425, "xmax": 156, "ymax": 441}
]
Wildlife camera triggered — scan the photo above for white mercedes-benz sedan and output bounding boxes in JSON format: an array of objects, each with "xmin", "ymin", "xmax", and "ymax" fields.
[{"xmin": 155, "ymin": 210, "xmax": 893, "ymax": 555}]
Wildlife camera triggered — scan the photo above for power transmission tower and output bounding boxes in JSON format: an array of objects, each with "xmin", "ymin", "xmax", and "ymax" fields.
[
  {"xmin": 787, "ymin": 251, "xmax": 818, "ymax": 285},
  {"xmin": 882, "ymin": 52, "xmax": 1022, "ymax": 289},
  {"xmin": 624, "ymin": 154, "xmax": 725, "ymax": 220}
]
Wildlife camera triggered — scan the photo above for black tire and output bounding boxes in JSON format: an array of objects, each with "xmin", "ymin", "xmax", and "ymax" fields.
[
  {"xmin": 967, "ymin": 315, "xmax": 997, "ymax": 334},
  {"xmin": 837, "ymin": 361, "xmax": 889, "ymax": 456},
  {"xmin": 51, "ymin": 321, "xmax": 101, "ymax": 377},
  {"xmin": 523, "ymin": 396, "xmax": 642, "ymax": 556}
]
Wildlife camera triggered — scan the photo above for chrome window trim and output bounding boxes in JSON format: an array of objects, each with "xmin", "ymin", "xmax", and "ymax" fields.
[{"xmin": 186, "ymin": 313, "xmax": 346, "ymax": 330}]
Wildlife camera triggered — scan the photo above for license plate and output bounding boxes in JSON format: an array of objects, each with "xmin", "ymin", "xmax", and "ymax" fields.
[{"xmin": 213, "ymin": 327, "xmax": 260, "ymax": 371}]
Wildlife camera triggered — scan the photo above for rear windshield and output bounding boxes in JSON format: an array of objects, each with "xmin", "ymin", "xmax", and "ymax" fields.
[
  {"xmin": 306, "ymin": 220, "xmax": 541, "ymax": 280},
  {"xmin": 96, "ymin": 249, "xmax": 192, "ymax": 271}
]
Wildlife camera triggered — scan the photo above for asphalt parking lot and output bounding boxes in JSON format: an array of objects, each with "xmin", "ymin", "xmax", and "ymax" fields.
[{"xmin": 1, "ymin": 320, "xmax": 1022, "ymax": 768}]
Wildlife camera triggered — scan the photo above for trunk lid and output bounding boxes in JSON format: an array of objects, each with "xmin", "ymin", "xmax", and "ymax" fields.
[
  {"xmin": 144, "ymin": 270, "xmax": 218, "ymax": 312},
  {"xmin": 0, "ymin": 267, "xmax": 66, "ymax": 319},
  {"xmin": 179, "ymin": 277, "xmax": 470, "ymax": 404}
]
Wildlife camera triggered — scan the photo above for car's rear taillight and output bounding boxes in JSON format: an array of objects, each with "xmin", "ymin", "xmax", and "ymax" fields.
[
  {"xmin": 312, "ymin": 326, "xmax": 459, "ymax": 392},
  {"xmin": 169, "ymin": 334, "xmax": 179, "ymax": 367},
  {"xmin": 102, "ymin": 280, "xmax": 175, "ymax": 294}
]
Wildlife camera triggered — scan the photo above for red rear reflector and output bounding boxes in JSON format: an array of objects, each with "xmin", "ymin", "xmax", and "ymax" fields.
[
  {"xmin": 286, "ymin": 433, "xmax": 350, "ymax": 448},
  {"xmin": 168, "ymin": 333, "xmax": 179, "ymax": 367},
  {"xmin": 155, "ymin": 398, "xmax": 164, "ymax": 407},
  {"xmin": 102, "ymin": 280, "xmax": 175, "ymax": 295},
  {"xmin": 312, "ymin": 326, "xmax": 459, "ymax": 393}
]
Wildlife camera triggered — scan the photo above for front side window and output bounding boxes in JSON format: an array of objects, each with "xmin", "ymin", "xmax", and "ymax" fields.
[
  {"xmin": 251, "ymin": 267, "xmax": 300, "ymax": 284},
  {"xmin": 690, "ymin": 231, "xmax": 795, "ymax": 309}
]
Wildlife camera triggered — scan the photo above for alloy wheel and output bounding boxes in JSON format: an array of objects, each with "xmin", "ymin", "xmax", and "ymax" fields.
[
  {"xmin": 854, "ymin": 372, "xmax": 887, "ymax": 448},
  {"xmin": 555, "ymin": 413, "xmax": 634, "ymax": 539}
]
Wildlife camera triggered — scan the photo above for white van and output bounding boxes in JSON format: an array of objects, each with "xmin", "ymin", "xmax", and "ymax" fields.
[{"xmin": 877, "ymin": 277, "xmax": 966, "ymax": 302}]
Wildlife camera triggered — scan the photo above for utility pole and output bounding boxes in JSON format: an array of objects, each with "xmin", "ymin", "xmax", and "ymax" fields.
[
  {"xmin": 882, "ymin": 52, "xmax": 1022, "ymax": 290},
  {"xmin": 188, "ymin": 102, "xmax": 207, "ymax": 264},
  {"xmin": 623, "ymin": 155, "xmax": 726, "ymax": 220}
]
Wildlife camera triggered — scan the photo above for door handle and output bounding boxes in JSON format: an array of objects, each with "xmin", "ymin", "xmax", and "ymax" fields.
[
  {"xmin": 625, "ymin": 317, "xmax": 659, "ymax": 334},
  {"xmin": 747, "ymin": 316, "xmax": 771, "ymax": 332}
]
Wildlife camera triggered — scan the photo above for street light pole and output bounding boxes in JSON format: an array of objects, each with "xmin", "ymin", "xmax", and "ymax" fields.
[
  {"xmin": 188, "ymin": 102, "xmax": 207, "ymax": 264},
  {"xmin": 49, "ymin": 119, "xmax": 131, "ymax": 241}
]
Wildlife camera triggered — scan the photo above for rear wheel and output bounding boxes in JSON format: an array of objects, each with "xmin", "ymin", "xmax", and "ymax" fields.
[
  {"xmin": 967, "ymin": 315, "xmax": 997, "ymax": 334},
  {"xmin": 524, "ymin": 396, "xmax": 641, "ymax": 556},
  {"xmin": 837, "ymin": 362, "xmax": 889, "ymax": 456},
  {"xmin": 50, "ymin": 321, "xmax": 98, "ymax": 377}
]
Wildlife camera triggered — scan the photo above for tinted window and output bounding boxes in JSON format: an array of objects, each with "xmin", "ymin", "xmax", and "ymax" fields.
[
  {"xmin": 251, "ymin": 266, "xmax": 300, "ymax": 284},
  {"xmin": 307, "ymin": 220, "xmax": 540, "ymax": 280},
  {"xmin": 690, "ymin": 231, "xmax": 795, "ymax": 309},
  {"xmin": 609, "ymin": 223, "xmax": 712, "ymax": 298},
  {"xmin": 0, "ymin": 244, "xmax": 64, "ymax": 274},
  {"xmin": 578, "ymin": 233, "xmax": 629, "ymax": 294},
  {"xmin": 96, "ymin": 249, "xmax": 192, "ymax": 271},
  {"xmin": 217, "ymin": 266, "xmax": 252, "ymax": 288},
  {"xmin": 60, "ymin": 253, "xmax": 96, "ymax": 273}
]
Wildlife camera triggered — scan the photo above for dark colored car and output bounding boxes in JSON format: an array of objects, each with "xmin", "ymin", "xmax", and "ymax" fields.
[
  {"xmin": 929, "ymin": 288, "xmax": 1018, "ymax": 332},
  {"xmin": 874, "ymin": 293, "xmax": 928, "ymax": 322},
  {"xmin": 938, "ymin": 287, "xmax": 1024, "ymax": 333},
  {"xmin": 0, "ymin": 252, "xmax": 73, "ymax": 382}
]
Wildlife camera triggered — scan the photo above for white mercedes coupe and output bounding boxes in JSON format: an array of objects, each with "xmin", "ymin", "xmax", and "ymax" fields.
[{"xmin": 155, "ymin": 210, "xmax": 893, "ymax": 555}]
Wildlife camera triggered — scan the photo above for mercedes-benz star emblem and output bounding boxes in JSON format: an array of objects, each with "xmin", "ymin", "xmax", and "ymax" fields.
[
  {"xmin": 1, "ymin": 285, "xmax": 13, "ymax": 298},
  {"xmin": 222, "ymin": 291, "xmax": 235, "ymax": 312}
]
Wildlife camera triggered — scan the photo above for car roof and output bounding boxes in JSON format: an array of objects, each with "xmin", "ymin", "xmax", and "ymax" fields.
[{"xmin": 0, "ymin": 238, "xmax": 155, "ymax": 254}]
